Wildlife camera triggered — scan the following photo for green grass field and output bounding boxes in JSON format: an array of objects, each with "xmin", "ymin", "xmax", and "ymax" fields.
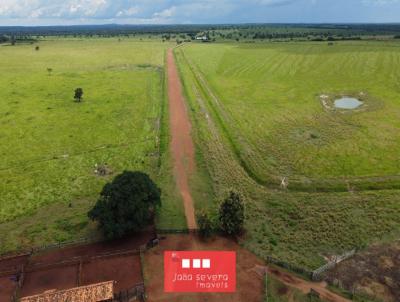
[
  {"xmin": 2, "ymin": 37, "xmax": 400, "ymax": 278},
  {"xmin": 175, "ymin": 42, "xmax": 400, "ymax": 270},
  {"xmin": 180, "ymin": 42, "xmax": 400, "ymax": 190},
  {"xmin": 0, "ymin": 39, "xmax": 185, "ymax": 253}
]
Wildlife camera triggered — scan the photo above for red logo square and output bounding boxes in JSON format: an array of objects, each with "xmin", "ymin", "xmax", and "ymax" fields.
[{"xmin": 164, "ymin": 251, "xmax": 236, "ymax": 293}]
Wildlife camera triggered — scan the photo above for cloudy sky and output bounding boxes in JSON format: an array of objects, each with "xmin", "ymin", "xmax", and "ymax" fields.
[{"xmin": 0, "ymin": 0, "xmax": 399, "ymax": 26}]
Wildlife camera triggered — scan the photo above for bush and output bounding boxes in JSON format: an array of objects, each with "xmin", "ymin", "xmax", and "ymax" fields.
[
  {"xmin": 88, "ymin": 171, "xmax": 161, "ymax": 239},
  {"xmin": 219, "ymin": 191, "xmax": 245, "ymax": 236},
  {"xmin": 197, "ymin": 211, "xmax": 213, "ymax": 238},
  {"xmin": 74, "ymin": 88, "xmax": 83, "ymax": 102}
]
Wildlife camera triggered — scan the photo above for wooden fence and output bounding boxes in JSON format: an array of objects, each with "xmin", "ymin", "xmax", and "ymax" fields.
[
  {"xmin": 0, "ymin": 236, "xmax": 100, "ymax": 260},
  {"xmin": 10, "ymin": 263, "xmax": 25, "ymax": 302}
]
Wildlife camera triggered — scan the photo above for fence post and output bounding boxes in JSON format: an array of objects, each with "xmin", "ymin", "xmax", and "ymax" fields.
[{"xmin": 77, "ymin": 259, "xmax": 83, "ymax": 286}]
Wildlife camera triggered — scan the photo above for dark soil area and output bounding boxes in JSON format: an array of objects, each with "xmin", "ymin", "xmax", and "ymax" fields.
[
  {"xmin": 81, "ymin": 254, "xmax": 142, "ymax": 292},
  {"xmin": 20, "ymin": 265, "xmax": 78, "ymax": 297},
  {"xmin": 0, "ymin": 276, "xmax": 17, "ymax": 301},
  {"xmin": 325, "ymin": 242, "xmax": 400, "ymax": 302}
]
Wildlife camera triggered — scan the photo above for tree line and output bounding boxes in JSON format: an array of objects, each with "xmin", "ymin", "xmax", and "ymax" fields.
[{"xmin": 88, "ymin": 171, "xmax": 245, "ymax": 239}]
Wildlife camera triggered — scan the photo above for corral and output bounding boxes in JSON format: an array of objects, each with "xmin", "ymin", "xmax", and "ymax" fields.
[{"xmin": 0, "ymin": 231, "xmax": 152, "ymax": 301}]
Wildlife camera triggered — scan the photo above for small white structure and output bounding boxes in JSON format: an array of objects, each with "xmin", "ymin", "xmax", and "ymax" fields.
[
  {"xmin": 280, "ymin": 177, "xmax": 288, "ymax": 190},
  {"xmin": 196, "ymin": 36, "xmax": 209, "ymax": 41}
]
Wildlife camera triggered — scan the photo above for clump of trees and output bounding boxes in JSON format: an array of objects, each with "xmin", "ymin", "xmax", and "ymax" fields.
[
  {"xmin": 196, "ymin": 190, "xmax": 245, "ymax": 238},
  {"xmin": 88, "ymin": 171, "xmax": 161, "ymax": 239},
  {"xmin": 0, "ymin": 35, "xmax": 9, "ymax": 44},
  {"xmin": 74, "ymin": 88, "xmax": 83, "ymax": 102}
]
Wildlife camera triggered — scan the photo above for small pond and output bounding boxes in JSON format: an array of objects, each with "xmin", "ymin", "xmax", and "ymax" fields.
[{"xmin": 334, "ymin": 97, "xmax": 363, "ymax": 109}]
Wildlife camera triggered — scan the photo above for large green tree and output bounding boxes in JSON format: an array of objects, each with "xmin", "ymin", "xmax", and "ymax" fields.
[
  {"xmin": 219, "ymin": 191, "xmax": 245, "ymax": 236},
  {"xmin": 88, "ymin": 171, "xmax": 161, "ymax": 239}
]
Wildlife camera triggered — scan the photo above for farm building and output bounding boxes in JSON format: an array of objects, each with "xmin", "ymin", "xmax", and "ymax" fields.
[
  {"xmin": 19, "ymin": 281, "xmax": 114, "ymax": 302},
  {"xmin": 196, "ymin": 35, "xmax": 209, "ymax": 41}
]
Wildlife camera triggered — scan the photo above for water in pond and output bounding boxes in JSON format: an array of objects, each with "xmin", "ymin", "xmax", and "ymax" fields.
[{"xmin": 334, "ymin": 97, "xmax": 363, "ymax": 109}]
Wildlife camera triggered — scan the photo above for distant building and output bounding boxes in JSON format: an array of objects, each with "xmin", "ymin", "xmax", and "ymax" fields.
[
  {"xmin": 196, "ymin": 36, "xmax": 209, "ymax": 41},
  {"xmin": 20, "ymin": 281, "xmax": 114, "ymax": 302}
]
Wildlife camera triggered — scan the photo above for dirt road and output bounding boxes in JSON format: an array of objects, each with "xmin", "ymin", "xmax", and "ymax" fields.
[
  {"xmin": 265, "ymin": 266, "xmax": 351, "ymax": 302},
  {"xmin": 165, "ymin": 49, "xmax": 349, "ymax": 302},
  {"xmin": 167, "ymin": 49, "xmax": 197, "ymax": 230}
]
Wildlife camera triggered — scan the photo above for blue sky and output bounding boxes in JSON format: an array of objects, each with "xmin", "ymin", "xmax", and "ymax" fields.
[{"xmin": 0, "ymin": 0, "xmax": 399, "ymax": 26}]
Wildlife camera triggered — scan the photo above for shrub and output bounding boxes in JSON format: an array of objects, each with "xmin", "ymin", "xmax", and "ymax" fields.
[
  {"xmin": 197, "ymin": 210, "xmax": 213, "ymax": 238},
  {"xmin": 219, "ymin": 191, "xmax": 245, "ymax": 236},
  {"xmin": 74, "ymin": 88, "xmax": 83, "ymax": 102}
]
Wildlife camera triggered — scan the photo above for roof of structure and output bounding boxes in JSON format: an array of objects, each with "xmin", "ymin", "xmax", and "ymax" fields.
[{"xmin": 20, "ymin": 281, "xmax": 114, "ymax": 302}]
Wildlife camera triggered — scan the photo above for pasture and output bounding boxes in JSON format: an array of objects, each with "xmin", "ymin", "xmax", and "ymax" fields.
[
  {"xmin": 175, "ymin": 42, "xmax": 400, "ymax": 270},
  {"xmin": 0, "ymin": 39, "xmax": 185, "ymax": 253},
  {"xmin": 180, "ymin": 42, "xmax": 400, "ymax": 190}
]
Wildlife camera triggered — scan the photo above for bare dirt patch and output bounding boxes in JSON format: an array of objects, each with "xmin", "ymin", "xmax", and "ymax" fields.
[
  {"xmin": 0, "ymin": 276, "xmax": 17, "ymax": 301},
  {"xmin": 21, "ymin": 265, "xmax": 78, "ymax": 297},
  {"xmin": 265, "ymin": 266, "xmax": 350, "ymax": 302},
  {"xmin": 144, "ymin": 234, "xmax": 350, "ymax": 302},
  {"xmin": 167, "ymin": 48, "xmax": 197, "ymax": 229},
  {"xmin": 82, "ymin": 254, "xmax": 142, "ymax": 292},
  {"xmin": 324, "ymin": 242, "xmax": 400, "ymax": 302},
  {"xmin": 144, "ymin": 234, "xmax": 264, "ymax": 302},
  {"xmin": 0, "ymin": 254, "xmax": 29, "ymax": 272},
  {"xmin": 31, "ymin": 230, "xmax": 152, "ymax": 263}
]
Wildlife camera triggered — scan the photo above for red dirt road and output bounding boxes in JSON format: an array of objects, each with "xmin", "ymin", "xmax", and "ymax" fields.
[
  {"xmin": 167, "ymin": 49, "xmax": 197, "ymax": 230},
  {"xmin": 265, "ymin": 267, "xmax": 351, "ymax": 302}
]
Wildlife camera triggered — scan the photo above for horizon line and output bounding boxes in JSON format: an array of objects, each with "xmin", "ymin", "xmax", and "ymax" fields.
[{"xmin": 1, "ymin": 22, "xmax": 400, "ymax": 28}]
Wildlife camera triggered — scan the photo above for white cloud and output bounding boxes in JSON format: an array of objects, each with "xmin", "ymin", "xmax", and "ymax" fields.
[
  {"xmin": 116, "ymin": 6, "xmax": 140, "ymax": 17},
  {"xmin": 0, "ymin": 0, "xmax": 299, "ymax": 20},
  {"xmin": 152, "ymin": 6, "xmax": 176, "ymax": 19},
  {"xmin": 0, "ymin": 0, "xmax": 400, "ymax": 25},
  {"xmin": 362, "ymin": 0, "xmax": 400, "ymax": 4}
]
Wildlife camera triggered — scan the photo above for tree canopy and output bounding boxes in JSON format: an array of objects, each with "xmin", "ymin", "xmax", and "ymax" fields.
[
  {"xmin": 88, "ymin": 171, "xmax": 161, "ymax": 239},
  {"xmin": 219, "ymin": 191, "xmax": 245, "ymax": 236},
  {"xmin": 74, "ymin": 88, "xmax": 83, "ymax": 102}
]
